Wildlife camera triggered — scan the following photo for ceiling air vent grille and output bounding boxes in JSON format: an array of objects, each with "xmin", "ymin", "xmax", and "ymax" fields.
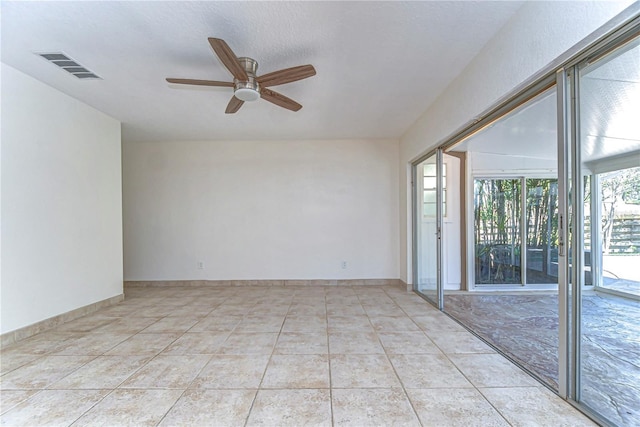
[{"xmin": 37, "ymin": 52, "xmax": 102, "ymax": 80}]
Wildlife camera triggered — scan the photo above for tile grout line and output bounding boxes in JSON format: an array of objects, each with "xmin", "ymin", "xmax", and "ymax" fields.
[
  {"xmin": 159, "ymin": 288, "xmax": 241, "ymax": 426},
  {"xmin": 0, "ymin": 389, "xmax": 44, "ymax": 416},
  {"xmin": 475, "ymin": 386, "xmax": 523, "ymax": 427},
  {"xmin": 325, "ymin": 289, "xmax": 335, "ymax": 427},
  {"xmin": 65, "ymin": 292, "xmax": 224, "ymax": 426},
  {"xmin": 242, "ymin": 288, "xmax": 293, "ymax": 427},
  {"xmin": 385, "ymin": 287, "xmax": 520, "ymax": 426},
  {"xmin": 44, "ymin": 335, "xmax": 155, "ymax": 425},
  {"xmin": 2, "ymin": 285, "xmax": 591, "ymax": 426},
  {"xmin": 31, "ymin": 347, "xmax": 107, "ymax": 427},
  {"xmin": 380, "ymin": 287, "xmax": 428, "ymax": 426},
  {"xmin": 388, "ymin": 287, "xmax": 516, "ymax": 427},
  {"xmin": 152, "ymin": 294, "xmax": 228, "ymax": 427},
  {"xmin": 363, "ymin": 288, "xmax": 425, "ymax": 427},
  {"xmin": 0, "ymin": 353, "xmax": 47, "ymax": 378}
]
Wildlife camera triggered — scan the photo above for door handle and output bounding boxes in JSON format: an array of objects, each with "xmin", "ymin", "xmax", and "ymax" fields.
[{"xmin": 558, "ymin": 214, "xmax": 565, "ymax": 256}]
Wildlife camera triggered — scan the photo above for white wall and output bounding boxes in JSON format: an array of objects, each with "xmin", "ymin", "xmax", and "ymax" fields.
[
  {"xmin": 398, "ymin": 1, "xmax": 636, "ymax": 284},
  {"xmin": 1, "ymin": 64, "xmax": 123, "ymax": 334},
  {"xmin": 123, "ymin": 139, "xmax": 399, "ymax": 281}
]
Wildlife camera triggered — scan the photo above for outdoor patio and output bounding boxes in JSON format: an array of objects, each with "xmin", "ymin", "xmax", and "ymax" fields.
[{"xmin": 444, "ymin": 290, "xmax": 640, "ymax": 426}]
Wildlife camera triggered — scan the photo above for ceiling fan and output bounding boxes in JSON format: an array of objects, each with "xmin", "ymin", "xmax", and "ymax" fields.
[{"xmin": 166, "ymin": 38, "xmax": 316, "ymax": 114}]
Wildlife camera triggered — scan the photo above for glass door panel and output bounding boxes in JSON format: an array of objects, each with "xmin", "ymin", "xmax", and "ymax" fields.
[
  {"xmin": 526, "ymin": 179, "xmax": 559, "ymax": 284},
  {"xmin": 445, "ymin": 87, "xmax": 559, "ymax": 391},
  {"xmin": 474, "ymin": 178, "xmax": 522, "ymax": 285},
  {"xmin": 598, "ymin": 166, "xmax": 640, "ymax": 296},
  {"xmin": 415, "ymin": 153, "xmax": 441, "ymax": 305},
  {"xmin": 577, "ymin": 36, "xmax": 640, "ymax": 426}
]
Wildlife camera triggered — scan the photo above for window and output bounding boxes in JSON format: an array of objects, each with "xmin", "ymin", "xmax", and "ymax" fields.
[{"xmin": 423, "ymin": 163, "xmax": 446, "ymax": 217}]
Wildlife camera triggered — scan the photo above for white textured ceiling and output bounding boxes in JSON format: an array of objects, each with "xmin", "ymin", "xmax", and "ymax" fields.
[
  {"xmin": 450, "ymin": 37, "xmax": 640, "ymax": 167},
  {"xmin": 1, "ymin": 1, "xmax": 524, "ymax": 142},
  {"xmin": 450, "ymin": 90, "xmax": 557, "ymax": 160}
]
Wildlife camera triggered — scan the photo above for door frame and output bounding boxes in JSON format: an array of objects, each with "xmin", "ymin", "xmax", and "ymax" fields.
[{"xmin": 411, "ymin": 148, "xmax": 444, "ymax": 308}]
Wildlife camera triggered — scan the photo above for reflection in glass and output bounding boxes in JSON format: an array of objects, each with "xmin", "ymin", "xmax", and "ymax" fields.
[
  {"xmin": 474, "ymin": 178, "xmax": 522, "ymax": 285},
  {"xmin": 526, "ymin": 179, "xmax": 559, "ymax": 284},
  {"xmin": 578, "ymin": 37, "xmax": 640, "ymax": 426},
  {"xmin": 597, "ymin": 166, "xmax": 640, "ymax": 296}
]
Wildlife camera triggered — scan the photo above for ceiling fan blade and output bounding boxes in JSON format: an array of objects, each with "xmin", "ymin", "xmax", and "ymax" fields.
[
  {"xmin": 208, "ymin": 38, "xmax": 248, "ymax": 81},
  {"xmin": 225, "ymin": 96, "xmax": 244, "ymax": 114},
  {"xmin": 260, "ymin": 88, "xmax": 302, "ymax": 112},
  {"xmin": 166, "ymin": 78, "xmax": 233, "ymax": 87},
  {"xmin": 257, "ymin": 65, "xmax": 316, "ymax": 87}
]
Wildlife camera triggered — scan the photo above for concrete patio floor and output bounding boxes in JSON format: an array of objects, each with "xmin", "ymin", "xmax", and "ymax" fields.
[{"xmin": 444, "ymin": 291, "xmax": 640, "ymax": 426}]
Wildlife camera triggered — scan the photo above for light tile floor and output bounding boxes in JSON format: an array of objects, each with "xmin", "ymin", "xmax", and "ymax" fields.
[{"xmin": 1, "ymin": 285, "xmax": 595, "ymax": 426}]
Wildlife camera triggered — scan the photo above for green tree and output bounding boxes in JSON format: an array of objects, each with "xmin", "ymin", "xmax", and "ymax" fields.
[{"xmin": 600, "ymin": 167, "xmax": 640, "ymax": 253}]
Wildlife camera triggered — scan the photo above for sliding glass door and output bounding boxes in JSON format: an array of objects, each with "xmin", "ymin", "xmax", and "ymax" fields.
[
  {"xmin": 526, "ymin": 179, "xmax": 559, "ymax": 284},
  {"xmin": 411, "ymin": 18, "xmax": 639, "ymax": 426},
  {"xmin": 590, "ymin": 167, "xmax": 640, "ymax": 296},
  {"xmin": 474, "ymin": 177, "xmax": 559, "ymax": 287},
  {"xmin": 444, "ymin": 87, "xmax": 560, "ymax": 390},
  {"xmin": 574, "ymin": 34, "xmax": 640, "ymax": 426},
  {"xmin": 474, "ymin": 178, "xmax": 522, "ymax": 285}
]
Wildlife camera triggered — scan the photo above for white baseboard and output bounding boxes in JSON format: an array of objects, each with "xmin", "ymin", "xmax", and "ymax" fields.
[{"xmin": 124, "ymin": 279, "xmax": 404, "ymax": 288}]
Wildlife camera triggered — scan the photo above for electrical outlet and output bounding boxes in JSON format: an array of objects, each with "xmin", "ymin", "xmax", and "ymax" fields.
[
  {"xmin": 197, "ymin": 261, "xmax": 204, "ymax": 270},
  {"xmin": 341, "ymin": 261, "xmax": 347, "ymax": 269}
]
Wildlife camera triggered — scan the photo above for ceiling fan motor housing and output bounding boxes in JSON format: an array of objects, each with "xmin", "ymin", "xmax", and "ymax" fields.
[{"xmin": 234, "ymin": 57, "xmax": 260, "ymax": 101}]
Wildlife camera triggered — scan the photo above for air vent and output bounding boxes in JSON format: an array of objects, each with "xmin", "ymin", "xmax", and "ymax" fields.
[{"xmin": 36, "ymin": 52, "xmax": 102, "ymax": 80}]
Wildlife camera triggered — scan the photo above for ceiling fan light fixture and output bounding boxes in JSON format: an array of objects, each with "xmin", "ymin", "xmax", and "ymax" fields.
[
  {"xmin": 235, "ymin": 87, "xmax": 260, "ymax": 102},
  {"xmin": 234, "ymin": 77, "xmax": 260, "ymax": 102}
]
